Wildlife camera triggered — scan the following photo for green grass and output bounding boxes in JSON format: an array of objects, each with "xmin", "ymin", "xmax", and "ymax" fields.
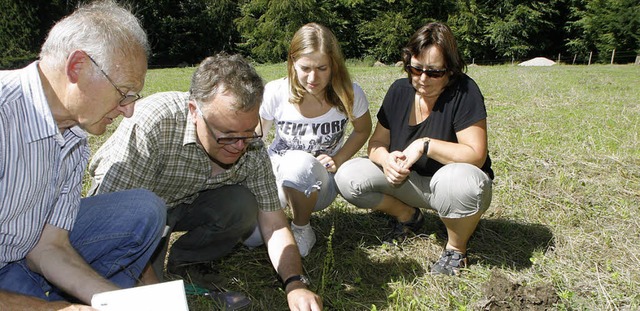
[{"xmin": 88, "ymin": 63, "xmax": 640, "ymax": 310}]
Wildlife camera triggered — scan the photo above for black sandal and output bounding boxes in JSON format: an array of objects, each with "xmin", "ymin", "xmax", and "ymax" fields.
[
  {"xmin": 431, "ymin": 249, "xmax": 468, "ymax": 276},
  {"xmin": 382, "ymin": 207, "xmax": 424, "ymax": 244}
]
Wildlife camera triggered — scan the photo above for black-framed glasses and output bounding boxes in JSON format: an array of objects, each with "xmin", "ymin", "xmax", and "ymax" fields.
[
  {"xmin": 196, "ymin": 106, "xmax": 263, "ymax": 145},
  {"xmin": 405, "ymin": 65, "xmax": 448, "ymax": 78},
  {"xmin": 83, "ymin": 51, "xmax": 142, "ymax": 106}
]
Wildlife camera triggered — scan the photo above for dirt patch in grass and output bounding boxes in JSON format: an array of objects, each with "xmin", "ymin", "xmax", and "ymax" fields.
[{"xmin": 477, "ymin": 269, "xmax": 559, "ymax": 310}]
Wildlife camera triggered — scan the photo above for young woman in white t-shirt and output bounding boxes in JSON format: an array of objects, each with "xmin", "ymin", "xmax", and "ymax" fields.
[{"xmin": 249, "ymin": 23, "xmax": 371, "ymax": 257}]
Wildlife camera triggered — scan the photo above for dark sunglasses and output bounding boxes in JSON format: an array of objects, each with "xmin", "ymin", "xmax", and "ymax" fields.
[{"xmin": 405, "ymin": 65, "xmax": 448, "ymax": 78}]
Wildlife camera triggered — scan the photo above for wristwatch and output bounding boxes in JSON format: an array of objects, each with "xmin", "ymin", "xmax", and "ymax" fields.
[
  {"xmin": 423, "ymin": 137, "xmax": 431, "ymax": 156},
  {"xmin": 282, "ymin": 274, "xmax": 310, "ymax": 289}
]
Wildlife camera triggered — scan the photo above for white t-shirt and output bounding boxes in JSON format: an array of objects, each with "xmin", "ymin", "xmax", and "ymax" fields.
[{"xmin": 260, "ymin": 78, "xmax": 369, "ymax": 158}]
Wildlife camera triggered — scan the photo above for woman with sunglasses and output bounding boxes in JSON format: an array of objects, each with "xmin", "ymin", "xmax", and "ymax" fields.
[
  {"xmin": 245, "ymin": 23, "xmax": 371, "ymax": 257},
  {"xmin": 335, "ymin": 22, "xmax": 493, "ymax": 276}
]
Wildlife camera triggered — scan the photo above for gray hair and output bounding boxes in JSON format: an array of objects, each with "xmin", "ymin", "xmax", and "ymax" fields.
[
  {"xmin": 39, "ymin": 0, "xmax": 149, "ymax": 73},
  {"xmin": 189, "ymin": 53, "xmax": 264, "ymax": 112}
]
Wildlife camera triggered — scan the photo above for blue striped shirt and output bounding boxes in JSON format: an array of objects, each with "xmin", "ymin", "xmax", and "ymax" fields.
[{"xmin": 0, "ymin": 62, "xmax": 89, "ymax": 268}]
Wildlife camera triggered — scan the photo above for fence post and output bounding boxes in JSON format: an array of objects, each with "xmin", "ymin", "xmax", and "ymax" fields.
[
  {"xmin": 611, "ymin": 49, "xmax": 615, "ymax": 64},
  {"xmin": 588, "ymin": 51, "xmax": 592, "ymax": 65},
  {"xmin": 573, "ymin": 54, "xmax": 577, "ymax": 65},
  {"xmin": 557, "ymin": 53, "xmax": 561, "ymax": 64}
]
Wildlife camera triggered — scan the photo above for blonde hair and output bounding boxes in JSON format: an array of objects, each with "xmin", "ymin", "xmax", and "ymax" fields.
[{"xmin": 287, "ymin": 23, "xmax": 354, "ymax": 120}]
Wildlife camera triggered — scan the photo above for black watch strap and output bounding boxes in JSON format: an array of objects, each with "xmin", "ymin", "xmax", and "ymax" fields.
[
  {"xmin": 423, "ymin": 137, "xmax": 431, "ymax": 156},
  {"xmin": 282, "ymin": 274, "xmax": 309, "ymax": 289}
]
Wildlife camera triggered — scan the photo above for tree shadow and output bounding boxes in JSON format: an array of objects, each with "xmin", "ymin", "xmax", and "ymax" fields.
[
  {"xmin": 308, "ymin": 203, "xmax": 554, "ymax": 309},
  {"xmin": 468, "ymin": 217, "xmax": 555, "ymax": 269},
  {"xmin": 414, "ymin": 210, "xmax": 555, "ymax": 270},
  {"xmin": 309, "ymin": 205, "xmax": 426, "ymax": 310},
  {"xmin": 207, "ymin": 223, "xmax": 424, "ymax": 311},
  {"xmin": 320, "ymin": 202, "xmax": 554, "ymax": 271},
  {"xmin": 189, "ymin": 201, "xmax": 553, "ymax": 310}
]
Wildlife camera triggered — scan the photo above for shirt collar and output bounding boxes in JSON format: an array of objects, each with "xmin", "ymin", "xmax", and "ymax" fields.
[
  {"xmin": 21, "ymin": 61, "xmax": 70, "ymax": 145},
  {"xmin": 183, "ymin": 111, "xmax": 198, "ymax": 146}
]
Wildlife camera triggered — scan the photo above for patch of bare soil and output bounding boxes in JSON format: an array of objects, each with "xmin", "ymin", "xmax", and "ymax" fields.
[{"xmin": 476, "ymin": 269, "xmax": 559, "ymax": 310}]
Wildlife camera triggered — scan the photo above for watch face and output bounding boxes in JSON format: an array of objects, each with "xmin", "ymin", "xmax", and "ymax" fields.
[
  {"xmin": 283, "ymin": 274, "xmax": 311, "ymax": 289},
  {"xmin": 300, "ymin": 275, "xmax": 310, "ymax": 285}
]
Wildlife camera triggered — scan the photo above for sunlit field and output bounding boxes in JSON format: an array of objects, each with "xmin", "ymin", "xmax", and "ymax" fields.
[{"xmin": 87, "ymin": 63, "xmax": 639, "ymax": 310}]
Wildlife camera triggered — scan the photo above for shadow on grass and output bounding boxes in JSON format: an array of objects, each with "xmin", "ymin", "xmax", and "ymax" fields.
[
  {"xmin": 310, "ymin": 205, "xmax": 425, "ymax": 310},
  {"xmin": 414, "ymin": 210, "xmax": 555, "ymax": 270},
  {"xmin": 192, "ymin": 201, "xmax": 553, "ymax": 310},
  {"xmin": 309, "ymin": 203, "xmax": 554, "ymax": 309},
  {"xmin": 470, "ymin": 217, "xmax": 555, "ymax": 270}
]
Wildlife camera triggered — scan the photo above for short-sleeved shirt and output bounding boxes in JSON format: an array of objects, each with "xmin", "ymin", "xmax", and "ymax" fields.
[
  {"xmin": 88, "ymin": 91, "xmax": 281, "ymax": 212},
  {"xmin": 260, "ymin": 78, "xmax": 369, "ymax": 157},
  {"xmin": 0, "ymin": 62, "xmax": 89, "ymax": 268},
  {"xmin": 378, "ymin": 75, "xmax": 493, "ymax": 178}
]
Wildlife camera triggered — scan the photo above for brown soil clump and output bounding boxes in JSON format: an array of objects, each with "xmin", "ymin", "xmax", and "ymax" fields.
[{"xmin": 476, "ymin": 269, "xmax": 559, "ymax": 310}]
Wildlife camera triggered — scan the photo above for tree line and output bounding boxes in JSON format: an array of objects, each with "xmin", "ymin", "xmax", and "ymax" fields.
[{"xmin": 1, "ymin": 0, "xmax": 639, "ymax": 69}]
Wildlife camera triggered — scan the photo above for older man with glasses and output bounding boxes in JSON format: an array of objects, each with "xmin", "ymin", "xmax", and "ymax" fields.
[
  {"xmin": 84, "ymin": 51, "xmax": 143, "ymax": 106},
  {"xmin": 0, "ymin": 1, "xmax": 166, "ymax": 309},
  {"xmin": 88, "ymin": 53, "xmax": 323, "ymax": 311}
]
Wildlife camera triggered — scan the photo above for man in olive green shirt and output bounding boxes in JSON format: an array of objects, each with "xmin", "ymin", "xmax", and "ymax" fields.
[{"xmin": 89, "ymin": 53, "xmax": 322, "ymax": 310}]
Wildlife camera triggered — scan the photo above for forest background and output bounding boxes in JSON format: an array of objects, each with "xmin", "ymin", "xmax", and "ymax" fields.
[{"xmin": 1, "ymin": 0, "xmax": 639, "ymax": 69}]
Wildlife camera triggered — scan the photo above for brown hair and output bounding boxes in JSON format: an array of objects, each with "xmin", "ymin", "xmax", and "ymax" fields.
[
  {"xmin": 190, "ymin": 52, "xmax": 264, "ymax": 112},
  {"xmin": 401, "ymin": 22, "xmax": 466, "ymax": 86},
  {"xmin": 287, "ymin": 23, "xmax": 355, "ymax": 119}
]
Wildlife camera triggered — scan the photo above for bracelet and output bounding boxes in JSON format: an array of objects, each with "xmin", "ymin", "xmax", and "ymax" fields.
[
  {"xmin": 282, "ymin": 274, "xmax": 310, "ymax": 290},
  {"xmin": 423, "ymin": 137, "xmax": 431, "ymax": 156}
]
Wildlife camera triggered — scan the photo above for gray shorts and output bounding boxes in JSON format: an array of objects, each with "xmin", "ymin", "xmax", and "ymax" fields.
[
  {"xmin": 270, "ymin": 150, "xmax": 338, "ymax": 212},
  {"xmin": 335, "ymin": 157, "xmax": 492, "ymax": 218}
]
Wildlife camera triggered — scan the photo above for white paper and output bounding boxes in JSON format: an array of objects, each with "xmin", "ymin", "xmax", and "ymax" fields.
[{"xmin": 91, "ymin": 280, "xmax": 189, "ymax": 311}]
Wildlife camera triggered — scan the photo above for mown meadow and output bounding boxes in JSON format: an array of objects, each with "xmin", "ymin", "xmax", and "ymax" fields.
[{"xmin": 86, "ymin": 63, "xmax": 639, "ymax": 310}]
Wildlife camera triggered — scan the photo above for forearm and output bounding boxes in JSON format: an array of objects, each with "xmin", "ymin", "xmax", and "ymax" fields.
[
  {"xmin": 426, "ymin": 139, "xmax": 486, "ymax": 168},
  {"xmin": 259, "ymin": 210, "xmax": 323, "ymax": 309},
  {"xmin": 259, "ymin": 211, "xmax": 304, "ymax": 281},
  {"xmin": 269, "ymin": 229, "xmax": 304, "ymax": 280},
  {"xmin": 26, "ymin": 225, "xmax": 119, "ymax": 304},
  {"xmin": 29, "ymin": 245, "xmax": 117, "ymax": 304},
  {"xmin": 367, "ymin": 139, "xmax": 391, "ymax": 167},
  {"xmin": 0, "ymin": 290, "xmax": 81, "ymax": 310}
]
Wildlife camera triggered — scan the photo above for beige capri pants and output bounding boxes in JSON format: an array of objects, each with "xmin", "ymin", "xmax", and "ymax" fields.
[{"xmin": 335, "ymin": 158, "xmax": 492, "ymax": 218}]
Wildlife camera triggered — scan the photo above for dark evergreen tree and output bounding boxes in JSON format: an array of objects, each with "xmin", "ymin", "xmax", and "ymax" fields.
[
  {"xmin": 567, "ymin": 0, "xmax": 640, "ymax": 63},
  {"xmin": 236, "ymin": 0, "xmax": 338, "ymax": 63},
  {"xmin": 135, "ymin": 0, "xmax": 241, "ymax": 66},
  {"xmin": 484, "ymin": 0, "xmax": 560, "ymax": 62},
  {"xmin": 0, "ymin": 0, "xmax": 40, "ymax": 68}
]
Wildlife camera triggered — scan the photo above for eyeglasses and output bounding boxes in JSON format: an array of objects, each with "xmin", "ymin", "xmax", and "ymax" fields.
[
  {"xmin": 196, "ymin": 106, "xmax": 263, "ymax": 145},
  {"xmin": 405, "ymin": 65, "xmax": 448, "ymax": 78},
  {"xmin": 84, "ymin": 51, "xmax": 142, "ymax": 106}
]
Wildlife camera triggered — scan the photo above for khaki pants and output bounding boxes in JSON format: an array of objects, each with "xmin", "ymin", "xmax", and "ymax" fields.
[{"xmin": 335, "ymin": 158, "xmax": 492, "ymax": 218}]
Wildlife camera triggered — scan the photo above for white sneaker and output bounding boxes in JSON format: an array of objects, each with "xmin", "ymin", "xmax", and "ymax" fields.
[{"xmin": 290, "ymin": 222, "xmax": 316, "ymax": 257}]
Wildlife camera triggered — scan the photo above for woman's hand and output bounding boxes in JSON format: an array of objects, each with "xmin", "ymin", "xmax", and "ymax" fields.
[
  {"xmin": 401, "ymin": 138, "xmax": 427, "ymax": 169},
  {"xmin": 382, "ymin": 151, "xmax": 410, "ymax": 185},
  {"xmin": 316, "ymin": 154, "xmax": 336, "ymax": 173}
]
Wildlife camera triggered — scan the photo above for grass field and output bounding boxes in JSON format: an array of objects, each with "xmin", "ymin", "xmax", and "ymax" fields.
[{"xmin": 88, "ymin": 63, "xmax": 639, "ymax": 310}]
